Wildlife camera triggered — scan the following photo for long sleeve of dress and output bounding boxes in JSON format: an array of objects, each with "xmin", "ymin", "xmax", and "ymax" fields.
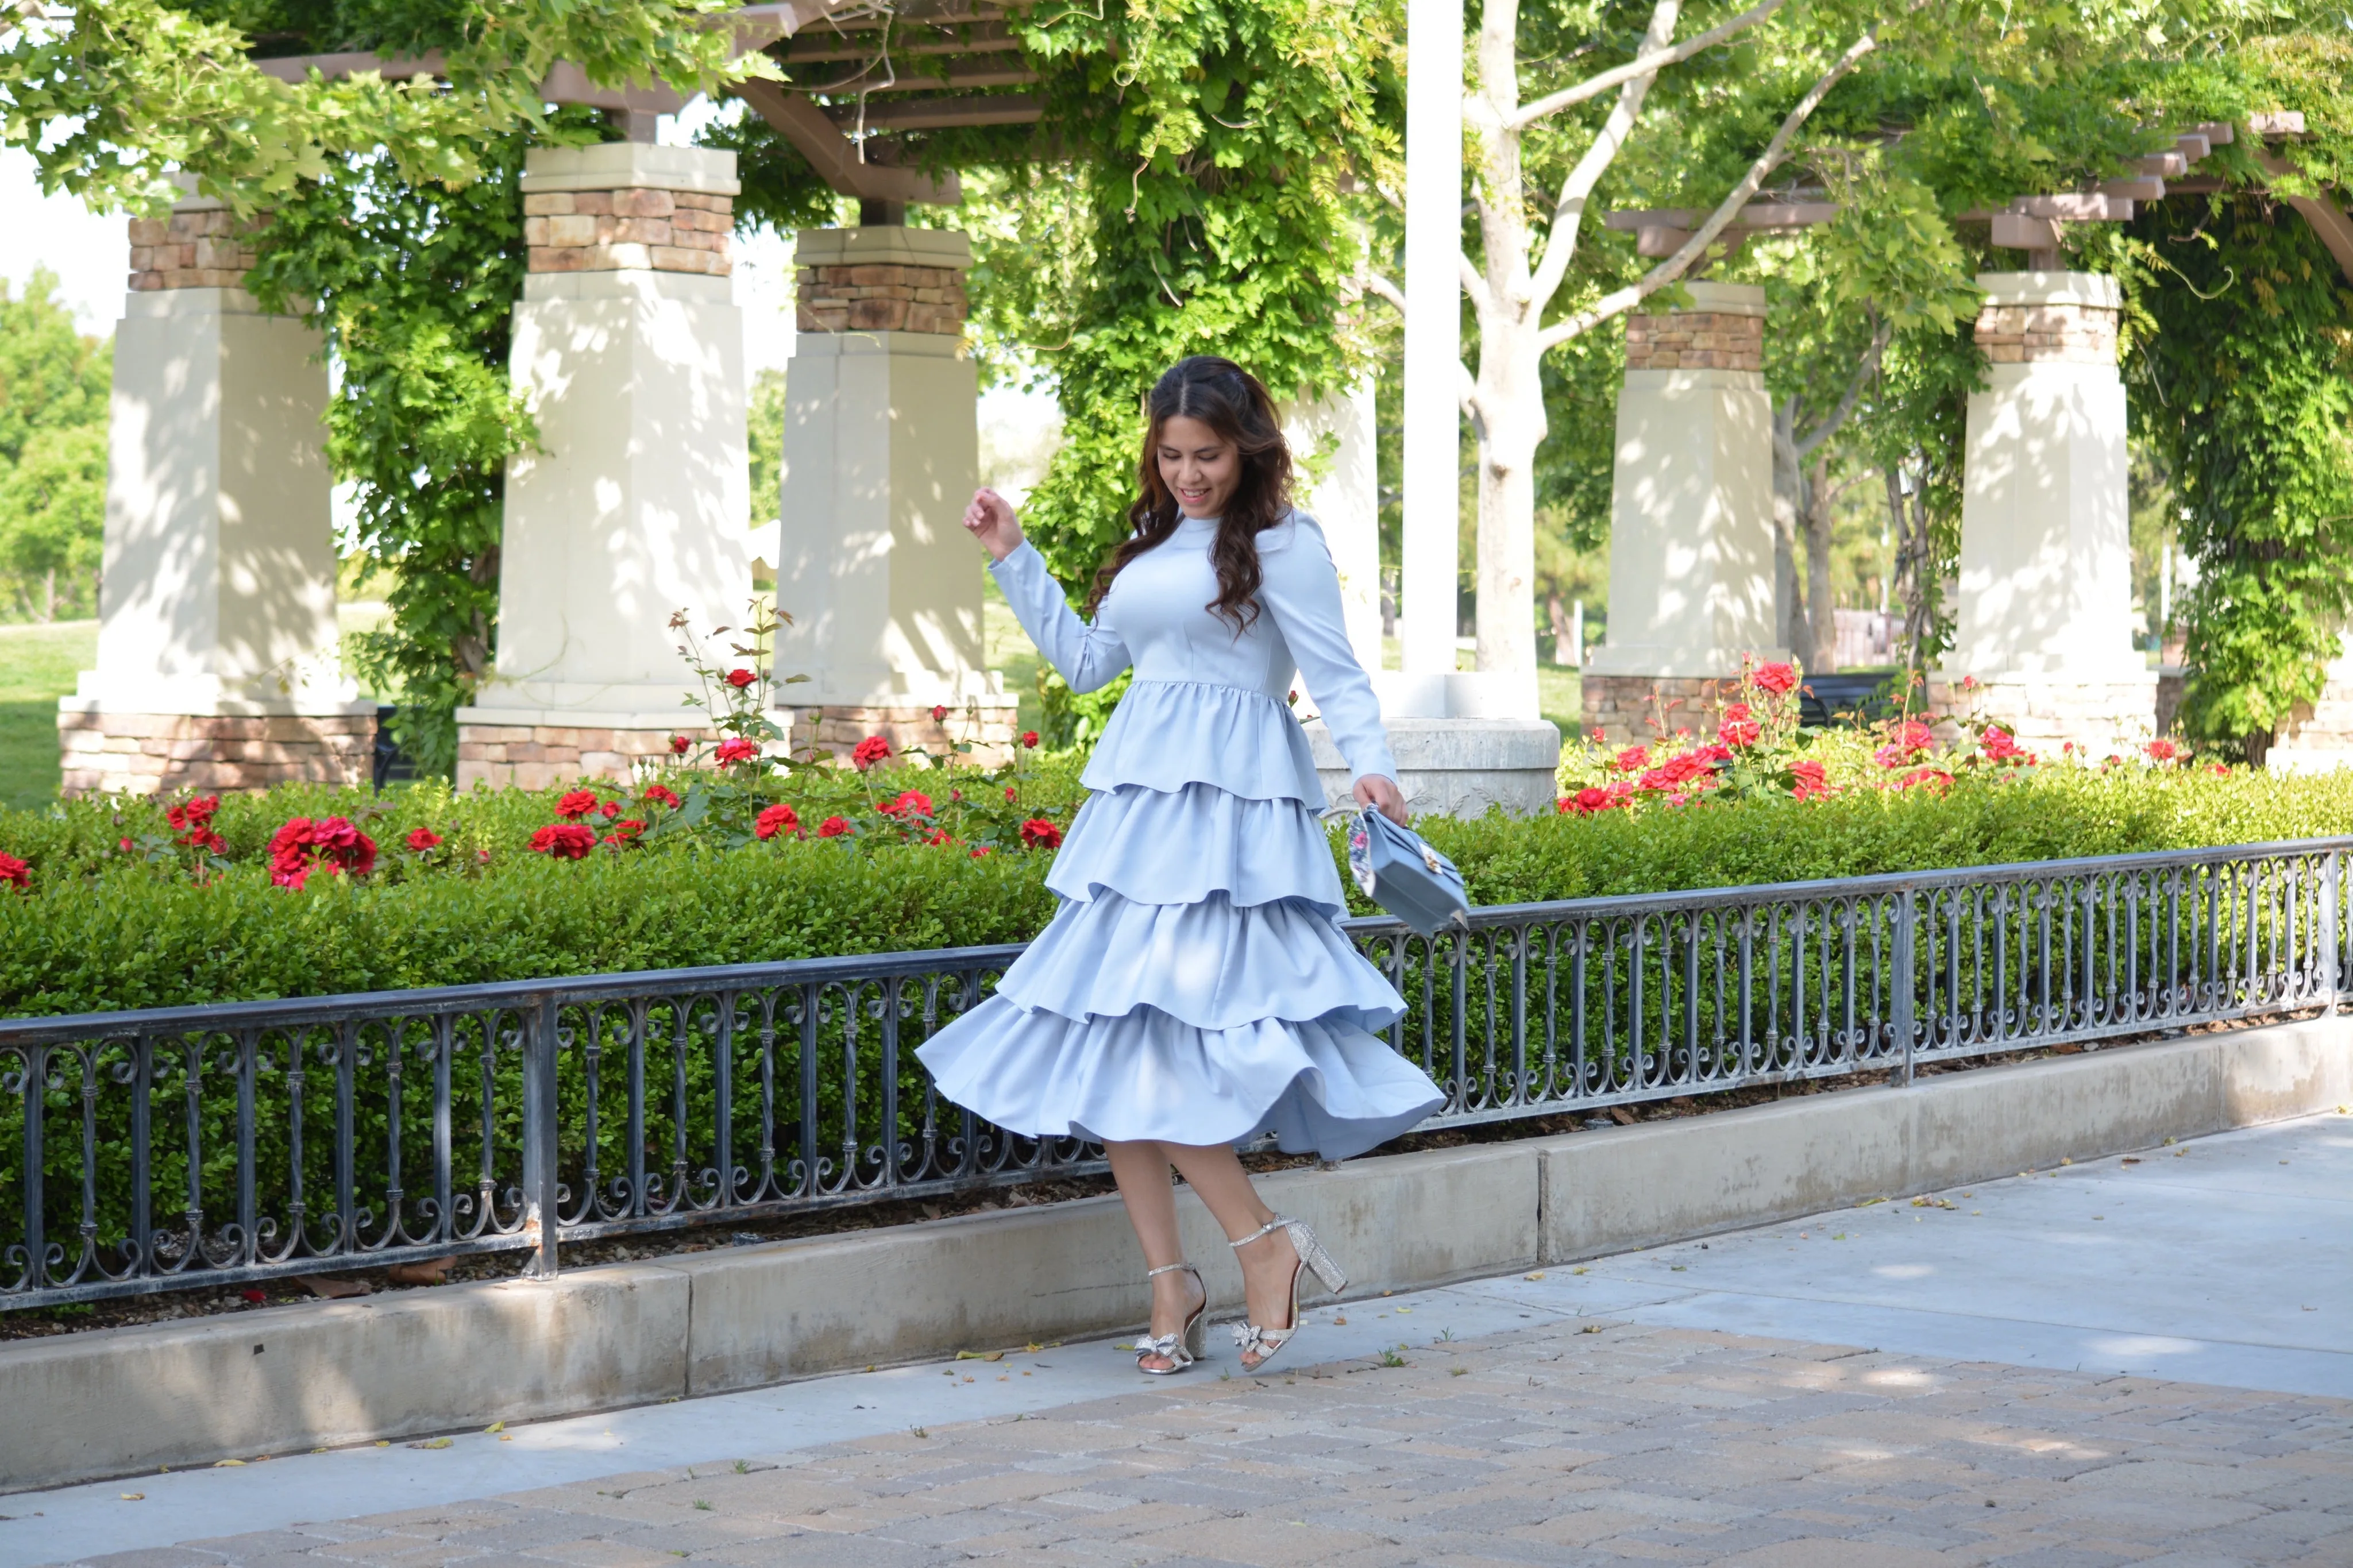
[
  {"xmin": 1259, "ymin": 516, "xmax": 1399, "ymax": 784},
  {"xmin": 990, "ymin": 541, "xmax": 1132, "ymax": 694}
]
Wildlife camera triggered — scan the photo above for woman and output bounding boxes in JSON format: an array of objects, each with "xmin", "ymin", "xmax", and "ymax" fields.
[{"xmin": 916, "ymin": 356, "xmax": 1444, "ymax": 1375}]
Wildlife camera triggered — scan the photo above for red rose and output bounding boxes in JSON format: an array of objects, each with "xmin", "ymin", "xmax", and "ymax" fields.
[
  {"xmin": 1557, "ymin": 787, "xmax": 1617, "ymax": 816},
  {"xmin": 1898, "ymin": 766, "xmax": 1953, "ymax": 793},
  {"xmin": 1019, "ymin": 731, "xmax": 1040, "ymax": 748},
  {"xmin": 851, "ymin": 735, "xmax": 893, "ymax": 770},
  {"xmin": 556, "ymin": 789, "xmax": 599, "ymax": 820},
  {"xmin": 715, "ymin": 737, "xmax": 758, "ymax": 765},
  {"xmin": 1718, "ymin": 719, "xmax": 1760, "ymax": 748},
  {"xmin": 0, "ymin": 852, "xmax": 28, "ymax": 891},
  {"xmin": 600, "ymin": 801, "xmax": 622, "ymax": 818},
  {"xmin": 923, "ymin": 827, "xmax": 953, "ymax": 845},
  {"xmin": 877, "ymin": 789, "xmax": 934, "ymax": 819},
  {"xmin": 1019, "ymin": 817, "xmax": 1063, "ymax": 849},
  {"xmin": 2210, "ymin": 763, "xmax": 2229, "ymax": 775},
  {"xmin": 314, "ymin": 817, "xmax": 376, "ymax": 875},
  {"xmin": 1614, "ymin": 746, "xmax": 1649, "ymax": 773},
  {"xmin": 1004, "ymin": 786, "xmax": 1016, "ymax": 802},
  {"xmin": 1981, "ymin": 726, "xmax": 2023, "ymax": 763},
  {"xmin": 1722, "ymin": 702, "xmax": 1751, "ymax": 723},
  {"xmin": 670, "ymin": 735, "xmax": 691, "ymax": 755},
  {"xmin": 1754, "ymin": 662, "xmax": 1797, "ymax": 695},
  {"xmin": 816, "ymin": 815, "xmax": 853, "ymax": 838},
  {"xmin": 407, "ymin": 827, "xmax": 443, "ymax": 852},
  {"xmin": 754, "ymin": 803, "xmax": 801, "ymax": 840},
  {"xmin": 642, "ymin": 783, "xmax": 682, "ymax": 810},
  {"xmin": 529, "ymin": 823, "xmax": 598, "ymax": 860},
  {"xmin": 931, "ymin": 704, "xmax": 948, "ymax": 722},
  {"xmin": 602, "ymin": 819, "xmax": 647, "ymax": 847},
  {"xmin": 970, "ymin": 844, "xmax": 993, "ymax": 858},
  {"xmin": 725, "ymin": 668, "xmax": 757, "ymax": 689},
  {"xmin": 2147, "ymin": 739, "xmax": 2179, "ymax": 762}
]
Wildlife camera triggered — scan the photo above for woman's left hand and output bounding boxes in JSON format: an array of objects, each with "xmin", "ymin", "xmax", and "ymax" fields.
[{"xmin": 1353, "ymin": 774, "xmax": 1409, "ymax": 826}]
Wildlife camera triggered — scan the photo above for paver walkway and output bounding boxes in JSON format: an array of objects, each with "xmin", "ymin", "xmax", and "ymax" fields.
[
  {"xmin": 11, "ymin": 1114, "xmax": 2351, "ymax": 1568},
  {"xmin": 68, "ymin": 1318, "xmax": 2353, "ymax": 1567}
]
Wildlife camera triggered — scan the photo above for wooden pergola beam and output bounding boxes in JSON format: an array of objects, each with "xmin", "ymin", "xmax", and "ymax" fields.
[{"xmin": 731, "ymin": 77, "xmax": 961, "ymax": 204}]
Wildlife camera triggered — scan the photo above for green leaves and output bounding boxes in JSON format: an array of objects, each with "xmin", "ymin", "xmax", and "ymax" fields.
[{"xmin": 2130, "ymin": 194, "xmax": 2353, "ymax": 756}]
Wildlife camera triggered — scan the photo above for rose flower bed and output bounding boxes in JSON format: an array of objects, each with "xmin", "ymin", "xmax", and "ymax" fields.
[{"xmin": 1, "ymin": 654, "xmax": 2350, "ymax": 1019}]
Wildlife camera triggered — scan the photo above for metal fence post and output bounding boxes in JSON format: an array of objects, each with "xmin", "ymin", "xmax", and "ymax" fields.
[
  {"xmin": 2326, "ymin": 850, "xmax": 2343, "ymax": 1009},
  {"xmin": 1892, "ymin": 888, "xmax": 1917, "ymax": 1086},
  {"xmin": 521, "ymin": 995, "xmax": 561, "ymax": 1280}
]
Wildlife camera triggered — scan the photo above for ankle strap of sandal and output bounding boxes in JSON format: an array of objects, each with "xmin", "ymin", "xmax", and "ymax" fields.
[
  {"xmin": 1229, "ymin": 1215, "xmax": 1294, "ymax": 1249},
  {"xmin": 1144, "ymin": 1261, "xmax": 1197, "ymax": 1280}
]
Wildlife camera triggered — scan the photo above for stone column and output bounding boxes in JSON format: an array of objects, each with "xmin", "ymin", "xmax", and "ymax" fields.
[
  {"xmin": 770, "ymin": 226, "xmax": 1017, "ymax": 764},
  {"xmin": 1581, "ymin": 282, "xmax": 1784, "ymax": 744},
  {"xmin": 455, "ymin": 144, "xmax": 749, "ymax": 790},
  {"xmin": 58, "ymin": 190, "xmax": 372, "ymax": 797},
  {"xmin": 1930, "ymin": 272, "xmax": 2153, "ymax": 747}
]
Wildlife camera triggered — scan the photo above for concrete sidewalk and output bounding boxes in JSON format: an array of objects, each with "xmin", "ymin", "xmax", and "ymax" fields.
[{"xmin": 8, "ymin": 1112, "xmax": 2350, "ymax": 1568}]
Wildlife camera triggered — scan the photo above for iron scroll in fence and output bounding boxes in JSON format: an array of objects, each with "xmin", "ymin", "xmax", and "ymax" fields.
[{"xmin": 3, "ymin": 841, "xmax": 2345, "ymax": 1310}]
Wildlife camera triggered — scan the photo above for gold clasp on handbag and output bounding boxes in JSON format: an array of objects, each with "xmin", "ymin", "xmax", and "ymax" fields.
[{"xmin": 1421, "ymin": 844, "xmax": 1443, "ymax": 874}]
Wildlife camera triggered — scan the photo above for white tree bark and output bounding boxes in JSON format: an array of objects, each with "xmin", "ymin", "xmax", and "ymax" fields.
[{"xmin": 1421, "ymin": 0, "xmax": 1887, "ymax": 690}]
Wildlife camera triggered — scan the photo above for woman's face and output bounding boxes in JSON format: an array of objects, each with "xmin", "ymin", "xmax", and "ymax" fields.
[{"xmin": 1156, "ymin": 414, "xmax": 1241, "ymax": 519}]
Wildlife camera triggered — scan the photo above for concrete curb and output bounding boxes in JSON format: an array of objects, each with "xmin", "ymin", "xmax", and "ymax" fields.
[{"xmin": 5, "ymin": 1015, "xmax": 2344, "ymax": 1493}]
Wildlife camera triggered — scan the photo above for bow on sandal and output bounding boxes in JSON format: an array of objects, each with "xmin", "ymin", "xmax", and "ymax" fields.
[
  {"xmin": 1134, "ymin": 1261, "xmax": 1207, "ymax": 1374},
  {"xmin": 1228, "ymin": 1215, "xmax": 1348, "ymax": 1372}
]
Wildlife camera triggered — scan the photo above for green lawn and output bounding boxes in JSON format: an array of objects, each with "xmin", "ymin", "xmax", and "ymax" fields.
[{"xmin": 0, "ymin": 620, "xmax": 95, "ymax": 810}]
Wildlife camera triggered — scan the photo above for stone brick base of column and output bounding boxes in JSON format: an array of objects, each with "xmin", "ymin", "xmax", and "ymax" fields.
[
  {"xmin": 792, "ymin": 701, "xmax": 1023, "ymax": 770},
  {"xmin": 58, "ymin": 711, "xmax": 374, "ymax": 796},
  {"xmin": 455, "ymin": 723, "xmax": 719, "ymax": 792},
  {"xmin": 1580, "ymin": 674, "xmax": 1747, "ymax": 746},
  {"xmin": 1923, "ymin": 676, "xmax": 2157, "ymax": 752}
]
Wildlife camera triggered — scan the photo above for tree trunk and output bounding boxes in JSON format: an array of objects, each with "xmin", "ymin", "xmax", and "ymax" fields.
[
  {"xmin": 40, "ymin": 567, "xmax": 56, "ymax": 624},
  {"xmin": 1771, "ymin": 400, "xmax": 1816, "ymax": 670},
  {"xmin": 1473, "ymin": 336, "xmax": 1544, "ymax": 677},
  {"xmin": 1547, "ymin": 592, "xmax": 1571, "ymax": 664},
  {"xmin": 1467, "ymin": 0, "xmax": 1544, "ymax": 685},
  {"xmin": 1803, "ymin": 451, "xmax": 1838, "ymax": 673}
]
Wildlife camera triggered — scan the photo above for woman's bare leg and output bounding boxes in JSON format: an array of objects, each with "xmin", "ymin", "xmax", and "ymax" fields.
[
  {"xmin": 1105, "ymin": 1139, "xmax": 1205, "ymax": 1372},
  {"xmin": 1159, "ymin": 1143, "xmax": 1305, "ymax": 1372}
]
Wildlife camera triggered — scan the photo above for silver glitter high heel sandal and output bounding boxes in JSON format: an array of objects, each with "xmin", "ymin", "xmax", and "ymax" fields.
[
  {"xmin": 1228, "ymin": 1215, "xmax": 1348, "ymax": 1373},
  {"xmin": 1135, "ymin": 1261, "xmax": 1207, "ymax": 1375}
]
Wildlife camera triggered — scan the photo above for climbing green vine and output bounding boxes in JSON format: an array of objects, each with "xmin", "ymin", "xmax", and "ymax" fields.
[{"xmin": 2130, "ymin": 192, "xmax": 2353, "ymax": 760}]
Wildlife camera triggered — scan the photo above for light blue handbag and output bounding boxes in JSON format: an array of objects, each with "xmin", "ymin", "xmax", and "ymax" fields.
[{"xmin": 1344, "ymin": 809, "xmax": 1471, "ymax": 937}]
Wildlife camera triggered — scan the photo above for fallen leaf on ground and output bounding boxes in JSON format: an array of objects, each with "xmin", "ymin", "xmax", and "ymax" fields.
[
  {"xmin": 386, "ymin": 1257, "xmax": 457, "ymax": 1288},
  {"xmin": 295, "ymin": 1275, "xmax": 372, "ymax": 1300},
  {"xmin": 1523, "ymin": 1272, "xmax": 1545, "ymax": 1281},
  {"xmin": 955, "ymin": 1349, "xmax": 1004, "ymax": 1361},
  {"xmin": 214, "ymin": 1460, "xmax": 244, "ymax": 1468},
  {"xmin": 484, "ymin": 1422, "xmax": 504, "ymax": 1434},
  {"xmin": 407, "ymin": 1438, "xmax": 453, "ymax": 1450},
  {"xmin": 1608, "ymin": 1107, "xmax": 1636, "ymax": 1125},
  {"xmin": 119, "ymin": 1494, "xmax": 144, "ymax": 1501}
]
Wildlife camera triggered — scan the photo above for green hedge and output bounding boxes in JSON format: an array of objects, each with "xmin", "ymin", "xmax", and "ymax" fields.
[{"xmin": 2, "ymin": 759, "xmax": 2351, "ymax": 1019}]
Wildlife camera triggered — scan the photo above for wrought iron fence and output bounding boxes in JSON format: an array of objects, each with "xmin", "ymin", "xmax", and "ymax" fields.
[{"xmin": 5, "ymin": 837, "xmax": 2346, "ymax": 1310}]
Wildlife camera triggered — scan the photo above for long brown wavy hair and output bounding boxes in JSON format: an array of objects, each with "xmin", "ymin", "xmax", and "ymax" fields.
[{"xmin": 1086, "ymin": 356, "xmax": 1294, "ymax": 633}]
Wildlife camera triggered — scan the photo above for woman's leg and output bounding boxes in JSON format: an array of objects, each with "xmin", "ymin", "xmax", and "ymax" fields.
[
  {"xmin": 1159, "ymin": 1142, "xmax": 1304, "ymax": 1371},
  {"xmin": 1105, "ymin": 1138, "xmax": 1205, "ymax": 1372}
]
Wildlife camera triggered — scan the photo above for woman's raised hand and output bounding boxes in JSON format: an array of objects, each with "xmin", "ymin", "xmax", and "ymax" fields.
[{"xmin": 963, "ymin": 487, "xmax": 1024, "ymax": 562}]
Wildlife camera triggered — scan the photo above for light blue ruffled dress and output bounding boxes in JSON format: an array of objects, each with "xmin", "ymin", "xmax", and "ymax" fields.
[{"xmin": 916, "ymin": 511, "xmax": 1446, "ymax": 1160}]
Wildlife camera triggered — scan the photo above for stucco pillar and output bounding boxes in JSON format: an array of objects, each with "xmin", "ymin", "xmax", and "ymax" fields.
[
  {"xmin": 455, "ymin": 144, "xmax": 749, "ymax": 790},
  {"xmin": 58, "ymin": 189, "xmax": 372, "ymax": 797},
  {"xmin": 1283, "ymin": 378, "xmax": 1383, "ymax": 673},
  {"xmin": 770, "ymin": 226, "xmax": 1016, "ymax": 764},
  {"xmin": 1930, "ymin": 272, "xmax": 2154, "ymax": 747},
  {"xmin": 1581, "ymin": 282, "xmax": 1785, "ymax": 744}
]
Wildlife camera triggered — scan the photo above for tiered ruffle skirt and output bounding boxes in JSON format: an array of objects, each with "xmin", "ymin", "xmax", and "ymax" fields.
[{"xmin": 916, "ymin": 681, "xmax": 1446, "ymax": 1160}]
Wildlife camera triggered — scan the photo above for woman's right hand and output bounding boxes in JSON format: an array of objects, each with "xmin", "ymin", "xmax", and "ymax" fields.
[{"xmin": 963, "ymin": 488, "xmax": 1024, "ymax": 562}]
